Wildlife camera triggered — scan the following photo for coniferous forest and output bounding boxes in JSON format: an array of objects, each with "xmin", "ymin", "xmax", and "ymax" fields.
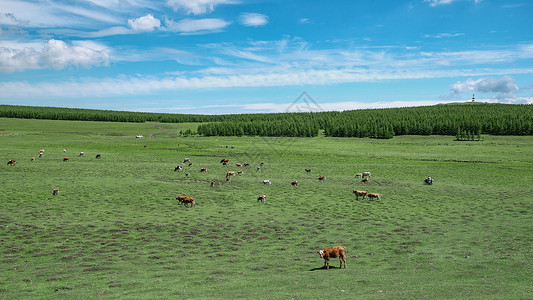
[{"xmin": 1, "ymin": 103, "xmax": 532, "ymax": 139}]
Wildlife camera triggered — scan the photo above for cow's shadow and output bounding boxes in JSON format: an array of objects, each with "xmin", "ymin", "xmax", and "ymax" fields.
[{"xmin": 308, "ymin": 266, "xmax": 345, "ymax": 271}]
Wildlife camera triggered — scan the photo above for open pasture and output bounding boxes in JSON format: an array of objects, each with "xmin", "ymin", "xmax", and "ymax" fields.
[{"xmin": 1, "ymin": 118, "xmax": 532, "ymax": 299}]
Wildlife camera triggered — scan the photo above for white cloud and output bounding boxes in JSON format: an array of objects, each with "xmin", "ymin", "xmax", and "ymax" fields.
[
  {"xmin": 423, "ymin": 33, "xmax": 464, "ymax": 38},
  {"xmin": 128, "ymin": 14, "xmax": 161, "ymax": 32},
  {"xmin": 165, "ymin": 18, "xmax": 230, "ymax": 34},
  {"xmin": 166, "ymin": 0, "xmax": 238, "ymax": 15},
  {"xmin": 0, "ymin": 39, "xmax": 109, "ymax": 72},
  {"xmin": 424, "ymin": 0, "xmax": 456, "ymax": 6},
  {"xmin": 424, "ymin": 0, "xmax": 482, "ymax": 6},
  {"xmin": 239, "ymin": 13, "xmax": 269, "ymax": 27},
  {"xmin": 40, "ymin": 39, "xmax": 110, "ymax": 70},
  {"xmin": 0, "ymin": 46, "xmax": 40, "ymax": 72},
  {"xmin": 448, "ymin": 76, "xmax": 519, "ymax": 98}
]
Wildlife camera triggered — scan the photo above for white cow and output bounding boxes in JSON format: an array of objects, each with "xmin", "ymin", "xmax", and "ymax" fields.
[{"xmin": 261, "ymin": 180, "xmax": 272, "ymax": 185}]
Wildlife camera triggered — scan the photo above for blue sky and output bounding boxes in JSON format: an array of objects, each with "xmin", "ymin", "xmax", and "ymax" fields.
[{"xmin": 1, "ymin": 0, "xmax": 532, "ymax": 114}]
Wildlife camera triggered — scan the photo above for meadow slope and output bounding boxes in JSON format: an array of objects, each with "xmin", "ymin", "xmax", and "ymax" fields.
[{"xmin": 1, "ymin": 118, "xmax": 532, "ymax": 299}]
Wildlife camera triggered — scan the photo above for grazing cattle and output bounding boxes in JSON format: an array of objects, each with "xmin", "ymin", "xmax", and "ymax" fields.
[
  {"xmin": 231, "ymin": 145, "xmax": 235, "ymax": 149},
  {"xmin": 63, "ymin": 149, "xmax": 66, "ymax": 153},
  {"xmin": 244, "ymin": 163, "xmax": 250, "ymax": 167},
  {"xmin": 355, "ymin": 173, "xmax": 363, "ymax": 178},
  {"xmin": 237, "ymin": 170, "xmax": 243, "ymax": 175},
  {"xmin": 210, "ymin": 180, "xmax": 216, "ymax": 187},
  {"xmin": 318, "ymin": 176, "xmax": 326, "ymax": 182},
  {"xmin": 424, "ymin": 176, "xmax": 434, "ymax": 185},
  {"xmin": 53, "ymin": 189, "xmax": 59, "ymax": 196},
  {"xmin": 182, "ymin": 197, "xmax": 196, "ymax": 207},
  {"xmin": 136, "ymin": 135, "xmax": 143, "ymax": 138},
  {"xmin": 7, "ymin": 159, "xmax": 16, "ymax": 166},
  {"xmin": 39, "ymin": 149, "xmax": 44, "ymax": 154},
  {"xmin": 174, "ymin": 165, "xmax": 183, "ymax": 171},
  {"xmin": 291, "ymin": 181, "xmax": 299, "ymax": 186},
  {"xmin": 183, "ymin": 158, "xmax": 190, "ymax": 163},
  {"xmin": 222, "ymin": 161, "xmax": 229, "ymax": 166},
  {"xmin": 236, "ymin": 163, "xmax": 242, "ymax": 167},
  {"xmin": 177, "ymin": 196, "xmax": 195, "ymax": 207},
  {"xmin": 361, "ymin": 178, "xmax": 369, "ymax": 184},
  {"xmin": 226, "ymin": 177, "xmax": 231, "ymax": 183},
  {"xmin": 63, "ymin": 157, "xmax": 70, "ymax": 161},
  {"xmin": 256, "ymin": 167, "xmax": 261, "ymax": 172},
  {"xmin": 363, "ymin": 172, "xmax": 371, "ymax": 178},
  {"xmin": 96, "ymin": 154, "xmax": 101, "ymax": 159},
  {"xmin": 220, "ymin": 159, "xmax": 229, "ymax": 164},
  {"xmin": 317, "ymin": 246, "xmax": 347, "ymax": 270},
  {"xmin": 262, "ymin": 180, "xmax": 272, "ymax": 185},
  {"xmin": 31, "ymin": 157, "xmax": 35, "ymax": 161},
  {"xmin": 200, "ymin": 168, "xmax": 207, "ymax": 172},
  {"xmin": 305, "ymin": 169, "xmax": 311, "ymax": 173},
  {"xmin": 188, "ymin": 162, "xmax": 193, "ymax": 166},
  {"xmin": 226, "ymin": 171, "xmax": 235, "ymax": 178},
  {"xmin": 353, "ymin": 190, "xmax": 368, "ymax": 200},
  {"xmin": 39, "ymin": 153, "xmax": 43, "ymax": 158},
  {"xmin": 257, "ymin": 195, "xmax": 267, "ymax": 203},
  {"xmin": 79, "ymin": 152, "xmax": 85, "ymax": 156},
  {"xmin": 185, "ymin": 173, "xmax": 190, "ymax": 177},
  {"xmin": 260, "ymin": 162, "xmax": 264, "ymax": 166},
  {"xmin": 367, "ymin": 193, "xmax": 381, "ymax": 200}
]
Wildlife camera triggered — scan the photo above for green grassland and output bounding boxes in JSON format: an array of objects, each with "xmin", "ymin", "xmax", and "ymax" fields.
[{"xmin": 1, "ymin": 118, "xmax": 532, "ymax": 299}]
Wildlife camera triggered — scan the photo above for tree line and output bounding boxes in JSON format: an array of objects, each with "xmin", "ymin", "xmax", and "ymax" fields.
[{"xmin": 1, "ymin": 103, "xmax": 532, "ymax": 138}]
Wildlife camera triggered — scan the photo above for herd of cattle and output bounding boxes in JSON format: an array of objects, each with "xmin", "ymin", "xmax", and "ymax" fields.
[
  {"xmin": 6, "ymin": 146, "xmax": 436, "ymax": 270},
  {"xmin": 171, "ymin": 156, "xmax": 383, "ymax": 210},
  {"xmin": 6, "ymin": 149, "xmax": 102, "ymax": 196}
]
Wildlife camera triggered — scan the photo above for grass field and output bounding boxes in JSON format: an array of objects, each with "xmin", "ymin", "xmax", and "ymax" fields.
[{"xmin": 1, "ymin": 117, "xmax": 532, "ymax": 299}]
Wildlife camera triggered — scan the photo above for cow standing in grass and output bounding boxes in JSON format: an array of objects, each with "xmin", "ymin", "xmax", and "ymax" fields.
[
  {"xmin": 7, "ymin": 160, "xmax": 16, "ymax": 166},
  {"xmin": 353, "ymin": 190, "xmax": 367, "ymax": 200},
  {"xmin": 317, "ymin": 246, "xmax": 347, "ymax": 270},
  {"xmin": 367, "ymin": 193, "xmax": 381, "ymax": 200},
  {"xmin": 257, "ymin": 195, "xmax": 267, "ymax": 203},
  {"xmin": 53, "ymin": 189, "xmax": 59, "ymax": 196}
]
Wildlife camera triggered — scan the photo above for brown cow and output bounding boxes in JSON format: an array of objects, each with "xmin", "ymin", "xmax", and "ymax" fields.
[
  {"xmin": 220, "ymin": 159, "xmax": 229, "ymax": 164},
  {"xmin": 236, "ymin": 163, "xmax": 242, "ymax": 167},
  {"xmin": 226, "ymin": 171, "xmax": 235, "ymax": 178},
  {"xmin": 367, "ymin": 193, "xmax": 381, "ymax": 200},
  {"xmin": 182, "ymin": 197, "xmax": 196, "ymax": 207},
  {"xmin": 7, "ymin": 159, "xmax": 16, "ymax": 166},
  {"xmin": 63, "ymin": 157, "xmax": 70, "ymax": 161},
  {"xmin": 318, "ymin": 176, "xmax": 326, "ymax": 181},
  {"xmin": 53, "ymin": 189, "xmax": 59, "ymax": 196},
  {"xmin": 237, "ymin": 170, "xmax": 243, "ymax": 175},
  {"xmin": 361, "ymin": 178, "xmax": 369, "ymax": 184},
  {"xmin": 317, "ymin": 246, "xmax": 347, "ymax": 270},
  {"xmin": 210, "ymin": 180, "xmax": 216, "ymax": 187},
  {"xmin": 200, "ymin": 168, "xmax": 207, "ymax": 172},
  {"xmin": 185, "ymin": 173, "xmax": 190, "ymax": 177},
  {"xmin": 353, "ymin": 190, "xmax": 367, "ymax": 200},
  {"xmin": 188, "ymin": 162, "xmax": 193, "ymax": 166},
  {"xmin": 257, "ymin": 194, "xmax": 267, "ymax": 203},
  {"xmin": 244, "ymin": 163, "xmax": 250, "ymax": 167},
  {"xmin": 291, "ymin": 181, "xmax": 299, "ymax": 186},
  {"xmin": 176, "ymin": 196, "xmax": 196, "ymax": 207}
]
